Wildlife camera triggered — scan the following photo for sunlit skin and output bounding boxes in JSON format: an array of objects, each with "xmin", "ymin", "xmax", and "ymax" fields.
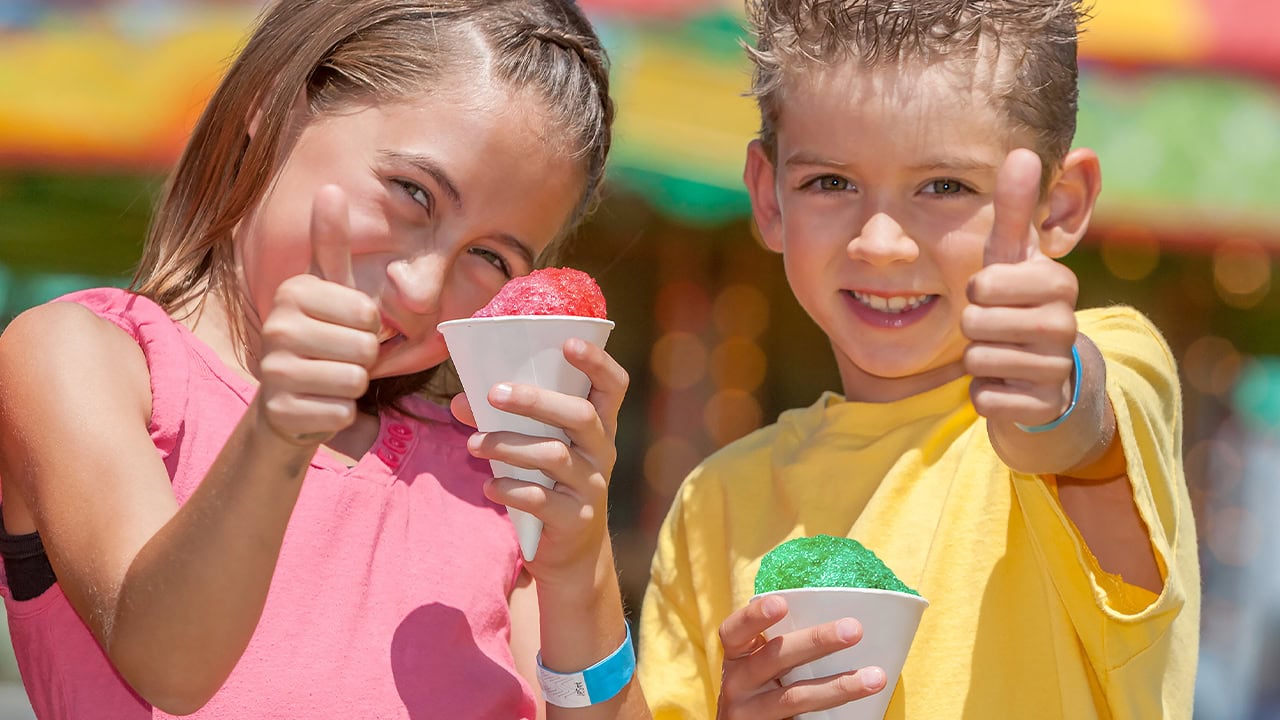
[{"xmin": 714, "ymin": 58, "xmax": 1162, "ymax": 719}]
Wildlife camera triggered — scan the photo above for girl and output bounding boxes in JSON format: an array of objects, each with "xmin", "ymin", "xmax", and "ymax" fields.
[{"xmin": 0, "ymin": 1, "xmax": 648, "ymax": 718}]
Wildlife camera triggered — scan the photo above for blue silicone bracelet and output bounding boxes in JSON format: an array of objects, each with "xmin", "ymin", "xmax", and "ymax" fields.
[
  {"xmin": 536, "ymin": 624, "xmax": 635, "ymax": 708},
  {"xmin": 1016, "ymin": 344, "xmax": 1082, "ymax": 434}
]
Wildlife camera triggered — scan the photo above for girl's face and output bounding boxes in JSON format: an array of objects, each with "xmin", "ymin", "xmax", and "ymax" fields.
[{"xmin": 234, "ymin": 79, "xmax": 587, "ymax": 380}]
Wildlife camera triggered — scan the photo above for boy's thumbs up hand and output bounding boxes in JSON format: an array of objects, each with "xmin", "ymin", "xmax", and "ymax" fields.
[
  {"xmin": 962, "ymin": 150, "xmax": 1080, "ymax": 430},
  {"xmin": 255, "ymin": 184, "xmax": 383, "ymax": 445}
]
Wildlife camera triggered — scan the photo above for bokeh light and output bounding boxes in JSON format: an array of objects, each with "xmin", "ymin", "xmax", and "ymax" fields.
[
  {"xmin": 703, "ymin": 389, "xmax": 763, "ymax": 447},
  {"xmin": 1184, "ymin": 438, "xmax": 1243, "ymax": 500},
  {"xmin": 643, "ymin": 435, "xmax": 703, "ymax": 496},
  {"xmin": 1213, "ymin": 237, "xmax": 1272, "ymax": 309},
  {"xmin": 1183, "ymin": 335, "xmax": 1243, "ymax": 397},
  {"xmin": 712, "ymin": 284, "xmax": 770, "ymax": 339},
  {"xmin": 650, "ymin": 331, "xmax": 708, "ymax": 390},
  {"xmin": 1101, "ymin": 228, "xmax": 1162, "ymax": 281},
  {"xmin": 655, "ymin": 279, "xmax": 712, "ymax": 333},
  {"xmin": 1206, "ymin": 505, "xmax": 1264, "ymax": 567},
  {"xmin": 709, "ymin": 338, "xmax": 767, "ymax": 392}
]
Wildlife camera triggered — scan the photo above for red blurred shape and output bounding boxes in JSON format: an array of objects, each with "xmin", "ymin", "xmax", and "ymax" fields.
[{"xmin": 1202, "ymin": 0, "xmax": 1280, "ymax": 77}]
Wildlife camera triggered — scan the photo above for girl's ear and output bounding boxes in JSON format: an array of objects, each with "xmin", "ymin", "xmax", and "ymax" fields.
[
  {"xmin": 1039, "ymin": 147, "xmax": 1102, "ymax": 259},
  {"xmin": 744, "ymin": 139, "xmax": 784, "ymax": 254}
]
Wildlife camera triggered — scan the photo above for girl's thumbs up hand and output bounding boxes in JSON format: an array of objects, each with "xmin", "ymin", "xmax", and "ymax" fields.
[{"xmin": 256, "ymin": 185, "xmax": 383, "ymax": 445}]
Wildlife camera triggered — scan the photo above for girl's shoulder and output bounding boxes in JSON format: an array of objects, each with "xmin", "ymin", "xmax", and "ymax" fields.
[{"xmin": 0, "ymin": 289, "xmax": 156, "ymax": 450}]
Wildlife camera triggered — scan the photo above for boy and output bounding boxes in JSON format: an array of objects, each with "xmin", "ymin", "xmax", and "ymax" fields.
[{"xmin": 637, "ymin": 1, "xmax": 1200, "ymax": 718}]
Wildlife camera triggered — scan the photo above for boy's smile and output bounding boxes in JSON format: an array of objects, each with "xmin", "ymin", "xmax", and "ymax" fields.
[{"xmin": 746, "ymin": 60, "xmax": 1040, "ymax": 402}]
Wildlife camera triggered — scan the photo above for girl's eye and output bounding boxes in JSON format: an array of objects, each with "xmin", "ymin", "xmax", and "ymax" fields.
[
  {"xmin": 394, "ymin": 179, "xmax": 434, "ymax": 213},
  {"xmin": 805, "ymin": 175, "xmax": 853, "ymax": 192},
  {"xmin": 469, "ymin": 247, "xmax": 511, "ymax": 278},
  {"xmin": 923, "ymin": 179, "xmax": 971, "ymax": 195}
]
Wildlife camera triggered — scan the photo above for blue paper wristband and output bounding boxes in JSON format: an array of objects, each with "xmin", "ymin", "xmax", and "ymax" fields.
[
  {"xmin": 1016, "ymin": 344, "xmax": 1082, "ymax": 434},
  {"xmin": 536, "ymin": 624, "xmax": 635, "ymax": 708}
]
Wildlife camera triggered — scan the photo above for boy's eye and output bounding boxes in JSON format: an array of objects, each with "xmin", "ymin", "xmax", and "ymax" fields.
[
  {"xmin": 469, "ymin": 247, "xmax": 512, "ymax": 278},
  {"xmin": 923, "ymin": 179, "xmax": 970, "ymax": 195},
  {"xmin": 393, "ymin": 179, "xmax": 434, "ymax": 214},
  {"xmin": 805, "ymin": 175, "xmax": 854, "ymax": 192}
]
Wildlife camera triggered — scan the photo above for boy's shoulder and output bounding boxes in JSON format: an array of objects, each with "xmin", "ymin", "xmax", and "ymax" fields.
[{"xmin": 1077, "ymin": 305, "xmax": 1175, "ymax": 370}]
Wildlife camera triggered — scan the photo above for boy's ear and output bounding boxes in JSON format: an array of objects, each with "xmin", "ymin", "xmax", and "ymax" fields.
[
  {"xmin": 1039, "ymin": 148, "xmax": 1102, "ymax": 259},
  {"xmin": 744, "ymin": 139, "xmax": 784, "ymax": 254}
]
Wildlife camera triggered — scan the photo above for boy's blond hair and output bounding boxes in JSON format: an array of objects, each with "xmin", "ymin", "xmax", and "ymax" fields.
[{"xmin": 746, "ymin": 0, "xmax": 1089, "ymax": 171}]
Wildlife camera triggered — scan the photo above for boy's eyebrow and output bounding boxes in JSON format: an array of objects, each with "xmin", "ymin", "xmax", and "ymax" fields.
[
  {"xmin": 784, "ymin": 153, "xmax": 851, "ymax": 170},
  {"xmin": 906, "ymin": 157, "xmax": 1000, "ymax": 173},
  {"xmin": 378, "ymin": 150, "xmax": 463, "ymax": 210}
]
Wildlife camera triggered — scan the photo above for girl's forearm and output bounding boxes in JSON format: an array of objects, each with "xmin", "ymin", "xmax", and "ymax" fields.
[
  {"xmin": 537, "ymin": 545, "xmax": 650, "ymax": 720},
  {"xmin": 104, "ymin": 394, "xmax": 314, "ymax": 714}
]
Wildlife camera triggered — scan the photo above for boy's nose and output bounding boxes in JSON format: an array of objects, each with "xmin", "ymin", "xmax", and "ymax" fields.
[
  {"xmin": 386, "ymin": 253, "xmax": 446, "ymax": 316},
  {"xmin": 847, "ymin": 212, "xmax": 919, "ymax": 266}
]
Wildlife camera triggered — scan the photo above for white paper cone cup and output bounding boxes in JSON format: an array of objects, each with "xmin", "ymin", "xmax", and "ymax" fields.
[
  {"xmin": 438, "ymin": 316, "xmax": 615, "ymax": 561},
  {"xmin": 754, "ymin": 588, "xmax": 928, "ymax": 720}
]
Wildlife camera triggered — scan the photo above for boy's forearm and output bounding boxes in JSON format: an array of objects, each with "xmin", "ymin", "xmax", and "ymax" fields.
[
  {"xmin": 106, "ymin": 395, "xmax": 314, "ymax": 713},
  {"xmin": 987, "ymin": 334, "xmax": 1122, "ymax": 478}
]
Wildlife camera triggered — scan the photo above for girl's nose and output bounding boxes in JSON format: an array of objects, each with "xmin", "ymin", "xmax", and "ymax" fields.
[
  {"xmin": 386, "ymin": 253, "xmax": 446, "ymax": 316},
  {"xmin": 847, "ymin": 212, "xmax": 919, "ymax": 266}
]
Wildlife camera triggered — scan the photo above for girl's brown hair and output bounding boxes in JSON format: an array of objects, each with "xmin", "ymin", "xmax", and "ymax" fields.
[{"xmin": 133, "ymin": 0, "xmax": 614, "ymax": 412}]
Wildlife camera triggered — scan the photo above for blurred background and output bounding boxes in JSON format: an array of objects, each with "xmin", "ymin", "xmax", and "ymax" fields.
[{"xmin": 2, "ymin": 0, "xmax": 1279, "ymax": 718}]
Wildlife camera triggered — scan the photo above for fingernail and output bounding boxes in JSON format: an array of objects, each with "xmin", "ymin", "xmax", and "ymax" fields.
[
  {"xmin": 862, "ymin": 666, "xmax": 885, "ymax": 690},
  {"xmin": 467, "ymin": 433, "xmax": 484, "ymax": 452},
  {"xmin": 836, "ymin": 618, "xmax": 859, "ymax": 643},
  {"xmin": 565, "ymin": 338, "xmax": 586, "ymax": 355},
  {"xmin": 762, "ymin": 597, "xmax": 784, "ymax": 619},
  {"xmin": 492, "ymin": 383, "xmax": 512, "ymax": 402}
]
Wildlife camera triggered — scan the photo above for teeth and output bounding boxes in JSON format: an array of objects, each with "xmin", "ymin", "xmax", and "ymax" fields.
[{"xmin": 851, "ymin": 291, "xmax": 933, "ymax": 314}]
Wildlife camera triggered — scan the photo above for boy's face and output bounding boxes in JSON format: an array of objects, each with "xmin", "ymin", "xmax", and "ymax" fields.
[{"xmin": 747, "ymin": 60, "xmax": 1043, "ymax": 402}]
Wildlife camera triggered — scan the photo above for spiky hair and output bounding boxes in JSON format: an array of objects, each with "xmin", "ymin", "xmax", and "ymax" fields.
[{"xmin": 745, "ymin": 0, "xmax": 1091, "ymax": 168}]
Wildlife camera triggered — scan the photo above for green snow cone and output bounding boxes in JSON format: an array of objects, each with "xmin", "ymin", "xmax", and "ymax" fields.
[{"xmin": 754, "ymin": 534, "xmax": 920, "ymax": 596}]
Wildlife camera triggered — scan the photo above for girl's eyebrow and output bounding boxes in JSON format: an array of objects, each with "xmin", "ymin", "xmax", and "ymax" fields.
[
  {"xmin": 378, "ymin": 150, "xmax": 463, "ymax": 210},
  {"xmin": 492, "ymin": 233, "xmax": 536, "ymax": 270}
]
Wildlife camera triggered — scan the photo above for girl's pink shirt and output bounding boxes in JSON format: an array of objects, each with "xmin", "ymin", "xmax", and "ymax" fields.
[{"xmin": 1, "ymin": 288, "xmax": 535, "ymax": 719}]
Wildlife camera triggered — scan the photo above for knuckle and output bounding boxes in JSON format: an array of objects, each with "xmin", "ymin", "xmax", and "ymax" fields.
[
  {"xmin": 355, "ymin": 333, "xmax": 380, "ymax": 365},
  {"xmin": 550, "ymin": 441, "xmax": 574, "ymax": 467},
  {"xmin": 776, "ymin": 684, "xmax": 806, "ymax": 711},
  {"xmin": 346, "ymin": 366, "xmax": 371, "ymax": 397},
  {"xmin": 357, "ymin": 297, "xmax": 380, "ymax": 330},
  {"xmin": 834, "ymin": 672, "xmax": 869, "ymax": 697}
]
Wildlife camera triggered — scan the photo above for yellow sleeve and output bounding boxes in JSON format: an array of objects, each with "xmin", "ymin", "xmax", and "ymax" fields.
[
  {"xmin": 637, "ymin": 485, "xmax": 719, "ymax": 720},
  {"xmin": 1012, "ymin": 307, "xmax": 1200, "ymax": 705}
]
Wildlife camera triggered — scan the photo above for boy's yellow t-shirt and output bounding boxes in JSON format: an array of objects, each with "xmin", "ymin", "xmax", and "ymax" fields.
[{"xmin": 638, "ymin": 307, "xmax": 1200, "ymax": 720}]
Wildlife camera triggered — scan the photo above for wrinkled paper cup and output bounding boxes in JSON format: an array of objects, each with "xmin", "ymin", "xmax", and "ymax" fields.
[
  {"xmin": 438, "ymin": 315, "xmax": 614, "ymax": 562},
  {"xmin": 754, "ymin": 587, "xmax": 928, "ymax": 720}
]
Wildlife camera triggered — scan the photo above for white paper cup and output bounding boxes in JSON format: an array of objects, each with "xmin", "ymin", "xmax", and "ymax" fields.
[
  {"xmin": 753, "ymin": 587, "xmax": 929, "ymax": 720},
  {"xmin": 437, "ymin": 315, "xmax": 615, "ymax": 562}
]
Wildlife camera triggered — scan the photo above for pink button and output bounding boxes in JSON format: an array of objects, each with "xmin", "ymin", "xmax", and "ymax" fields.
[
  {"xmin": 388, "ymin": 424, "xmax": 412, "ymax": 439},
  {"xmin": 383, "ymin": 436, "xmax": 408, "ymax": 452},
  {"xmin": 376, "ymin": 448, "xmax": 401, "ymax": 468}
]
